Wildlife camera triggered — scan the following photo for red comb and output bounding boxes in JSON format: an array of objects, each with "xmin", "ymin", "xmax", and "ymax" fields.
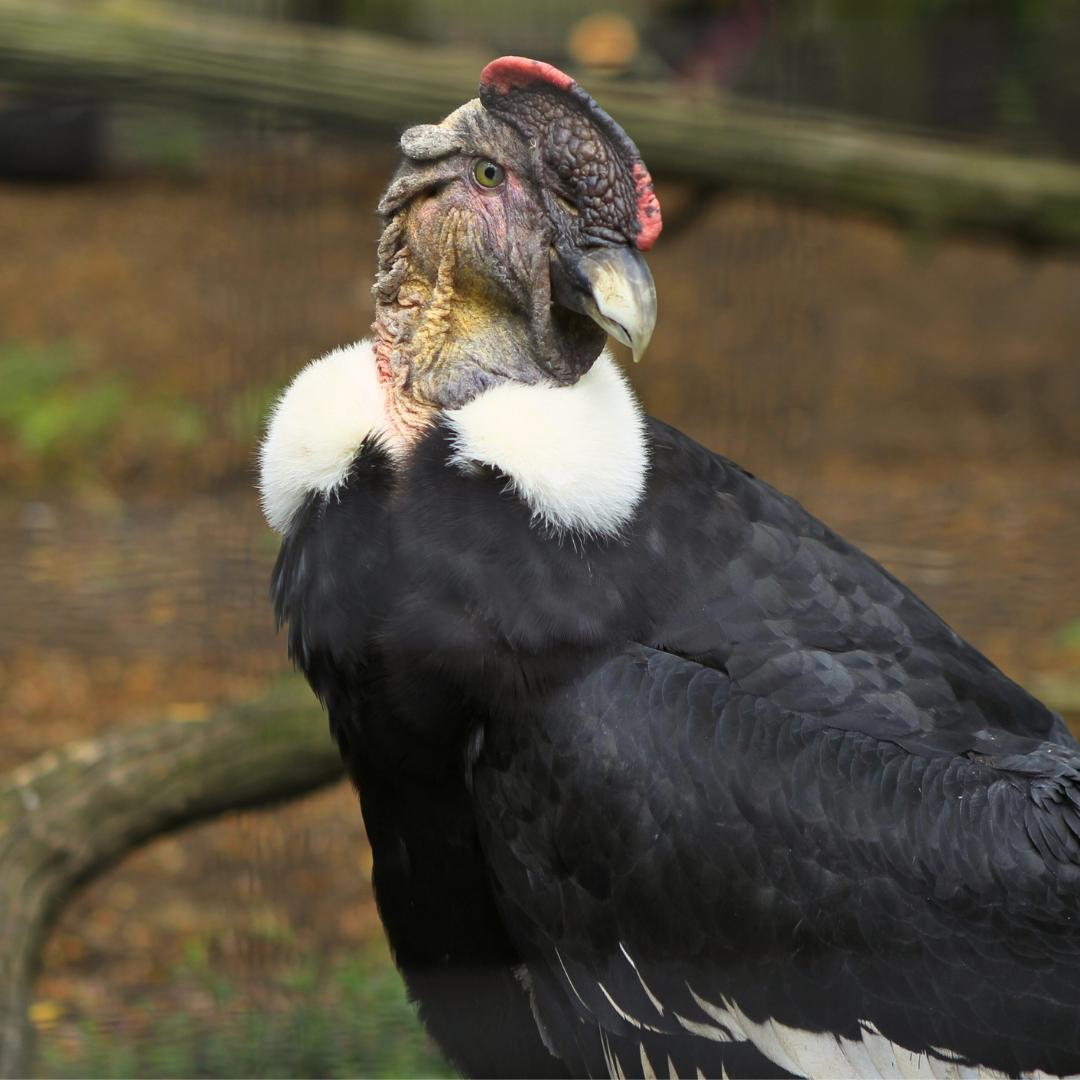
[
  {"xmin": 632, "ymin": 164, "xmax": 662, "ymax": 251},
  {"xmin": 480, "ymin": 56, "xmax": 576, "ymax": 96},
  {"xmin": 479, "ymin": 56, "xmax": 662, "ymax": 251}
]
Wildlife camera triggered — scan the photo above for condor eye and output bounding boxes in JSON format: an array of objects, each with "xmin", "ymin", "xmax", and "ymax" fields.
[{"xmin": 473, "ymin": 160, "xmax": 505, "ymax": 188}]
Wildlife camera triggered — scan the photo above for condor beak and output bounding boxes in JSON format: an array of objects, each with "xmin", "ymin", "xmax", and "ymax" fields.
[{"xmin": 578, "ymin": 247, "xmax": 657, "ymax": 363}]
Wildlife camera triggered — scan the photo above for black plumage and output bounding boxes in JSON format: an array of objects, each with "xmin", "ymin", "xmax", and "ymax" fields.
[
  {"xmin": 262, "ymin": 55, "xmax": 1080, "ymax": 1080},
  {"xmin": 272, "ymin": 417, "xmax": 1080, "ymax": 1079}
]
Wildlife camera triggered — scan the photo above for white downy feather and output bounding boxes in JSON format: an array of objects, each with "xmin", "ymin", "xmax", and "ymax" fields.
[
  {"xmin": 258, "ymin": 340, "xmax": 388, "ymax": 533},
  {"xmin": 446, "ymin": 352, "xmax": 649, "ymax": 538}
]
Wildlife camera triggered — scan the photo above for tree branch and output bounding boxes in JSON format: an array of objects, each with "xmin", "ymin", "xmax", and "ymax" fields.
[
  {"xmin": 0, "ymin": 675, "xmax": 341, "ymax": 1078},
  {"xmin": 0, "ymin": 0, "xmax": 1079, "ymax": 246}
]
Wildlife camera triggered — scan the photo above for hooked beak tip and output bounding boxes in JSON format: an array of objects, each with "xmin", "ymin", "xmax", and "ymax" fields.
[{"xmin": 578, "ymin": 246, "xmax": 657, "ymax": 364}]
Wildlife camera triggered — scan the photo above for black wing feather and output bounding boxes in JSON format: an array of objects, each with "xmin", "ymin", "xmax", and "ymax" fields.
[
  {"xmin": 270, "ymin": 415, "xmax": 1080, "ymax": 1078},
  {"xmin": 475, "ymin": 643, "xmax": 1080, "ymax": 1078},
  {"xmin": 269, "ymin": 438, "xmax": 400, "ymax": 760},
  {"xmin": 642, "ymin": 420, "xmax": 1072, "ymax": 755}
]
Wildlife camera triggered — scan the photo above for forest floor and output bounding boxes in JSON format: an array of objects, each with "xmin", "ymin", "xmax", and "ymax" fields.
[{"xmin": 1, "ymin": 129, "xmax": 1079, "ymax": 1077}]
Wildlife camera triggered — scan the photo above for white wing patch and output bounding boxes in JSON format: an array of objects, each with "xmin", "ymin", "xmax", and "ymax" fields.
[
  {"xmin": 445, "ymin": 352, "xmax": 649, "ymax": 538},
  {"xmin": 258, "ymin": 340, "xmax": 390, "ymax": 533},
  {"xmin": 640, "ymin": 1043, "xmax": 658, "ymax": 1079},
  {"xmin": 679, "ymin": 985, "xmax": 1068, "ymax": 1080},
  {"xmin": 620, "ymin": 942, "xmax": 666, "ymax": 1018},
  {"xmin": 599, "ymin": 982, "xmax": 666, "ymax": 1033},
  {"xmin": 582, "ymin": 945, "xmax": 1078, "ymax": 1080},
  {"xmin": 601, "ymin": 1028, "xmax": 628, "ymax": 1080},
  {"xmin": 673, "ymin": 1012, "xmax": 734, "ymax": 1044}
]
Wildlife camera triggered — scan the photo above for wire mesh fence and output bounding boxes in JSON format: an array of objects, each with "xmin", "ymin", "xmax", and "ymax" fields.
[{"xmin": 0, "ymin": 4, "xmax": 1078, "ymax": 1075}]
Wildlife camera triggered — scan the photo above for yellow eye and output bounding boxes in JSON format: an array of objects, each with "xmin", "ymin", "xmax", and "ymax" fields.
[{"xmin": 474, "ymin": 160, "xmax": 505, "ymax": 188}]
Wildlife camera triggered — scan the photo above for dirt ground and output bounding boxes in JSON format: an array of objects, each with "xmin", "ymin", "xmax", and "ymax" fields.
[{"xmin": 0, "ymin": 131, "xmax": 1078, "ymax": 1073}]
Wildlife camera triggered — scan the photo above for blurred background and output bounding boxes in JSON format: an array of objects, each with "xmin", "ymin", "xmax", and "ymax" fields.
[{"xmin": 0, "ymin": 0, "xmax": 1078, "ymax": 1075}]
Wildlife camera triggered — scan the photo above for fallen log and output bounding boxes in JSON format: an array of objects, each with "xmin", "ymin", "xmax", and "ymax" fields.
[
  {"xmin": 0, "ymin": 675, "xmax": 341, "ymax": 1079},
  {"xmin": 1, "ymin": 0, "xmax": 1079, "ymax": 247}
]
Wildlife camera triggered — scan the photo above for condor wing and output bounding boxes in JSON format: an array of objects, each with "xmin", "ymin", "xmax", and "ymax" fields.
[{"xmin": 474, "ymin": 645, "xmax": 1080, "ymax": 1080}]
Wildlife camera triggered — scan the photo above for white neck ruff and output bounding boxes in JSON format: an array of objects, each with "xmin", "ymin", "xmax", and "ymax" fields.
[
  {"xmin": 259, "ymin": 340, "xmax": 388, "ymax": 533},
  {"xmin": 446, "ymin": 352, "xmax": 649, "ymax": 538},
  {"xmin": 259, "ymin": 343, "xmax": 649, "ymax": 539}
]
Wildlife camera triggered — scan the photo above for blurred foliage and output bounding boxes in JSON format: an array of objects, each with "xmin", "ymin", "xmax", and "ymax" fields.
[
  {"xmin": 0, "ymin": 342, "xmax": 130, "ymax": 458},
  {"xmin": 290, "ymin": 0, "xmax": 418, "ymax": 33},
  {"xmin": 681, "ymin": 0, "xmax": 1080, "ymax": 156},
  {"xmin": 162, "ymin": 0, "xmax": 1080, "ymax": 156},
  {"xmin": 0, "ymin": 342, "xmax": 298, "ymax": 490},
  {"xmin": 114, "ymin": 108, "xmax": 205, "ymax": 176},
  {"xmin": 0, "ymin": 341, "xmax": 211, "ymax": 488},
  {"xmin": 1057, "ymin": 619, "xmax": 1080, "ymax": 652},
  {"xmin": 0, "ymin": 343, "xmax": 131, "ymax": 462},
  {"xmin": 35, "ymin": 938, "xmax": 456, "ymax": 1080},
  {"xmin": 229, "ymin": 378, "xmax": 288, "ymax": 446}
]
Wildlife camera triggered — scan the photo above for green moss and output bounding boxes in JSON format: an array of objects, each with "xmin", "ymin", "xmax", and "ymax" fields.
[
  {"xmin": 1056, "ymin": 618, "xmax": 1080, "ymax": 650},
  {"xmin": 0, "ymin": 341, "xmax": 213, "ymax": 484},
  {"xmin": 35, "ymin": 941, "xmax": 457, "ymax": 1080},
  {"xmin": 0, "ymin": 342, "xmax": 130, "ymax": 457},
  {"xmin": 230, "ymin": 380, "xmax": 288, "ymax": 446}
]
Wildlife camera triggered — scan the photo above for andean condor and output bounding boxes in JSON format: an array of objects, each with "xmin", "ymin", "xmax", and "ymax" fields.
[{"xmin": 258, "ymin": 56, "xmax": 1080, "ymax": 1079}]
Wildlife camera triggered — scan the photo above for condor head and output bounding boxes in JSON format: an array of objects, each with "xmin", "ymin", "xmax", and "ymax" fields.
[{"xmin": 372, "ymin": 56, "xmax": 661, "ymax": 437}]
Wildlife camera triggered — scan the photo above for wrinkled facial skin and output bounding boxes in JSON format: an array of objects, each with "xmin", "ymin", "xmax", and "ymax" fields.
[{"xmin": 372, "ymin": 105, "xmax": 606, "ymax": 430}]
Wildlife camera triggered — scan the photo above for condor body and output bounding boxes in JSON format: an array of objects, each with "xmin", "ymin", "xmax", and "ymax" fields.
[{"xmin": 261, "ymin": 58, "xmax": 1080, "ymax": 1080}]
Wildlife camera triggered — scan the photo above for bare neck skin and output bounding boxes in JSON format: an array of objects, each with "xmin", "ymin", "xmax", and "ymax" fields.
[
  {"xmin": 372, "ymin": 202, "xmax": 546, "ymax": 444},
  {"xmin": 370, "ymin": 142, "xmax": 606, "ymax": 447}
]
